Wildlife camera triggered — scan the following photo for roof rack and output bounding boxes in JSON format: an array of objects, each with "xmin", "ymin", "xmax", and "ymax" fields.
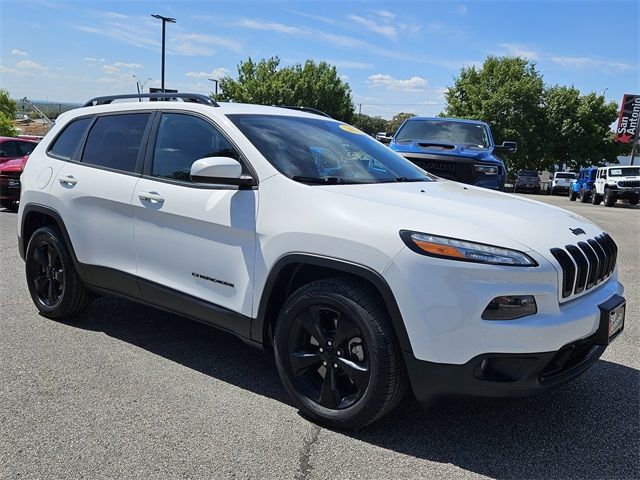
[
  {"xmin": 83, "ymin": 93, "xmax": 219, "ymax": 107},
  {"xmin": 278, "ymin": 105, "xmax": 332, "ymax": 118}
]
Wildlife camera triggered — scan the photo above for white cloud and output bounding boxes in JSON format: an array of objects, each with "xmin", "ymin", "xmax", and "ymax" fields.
[
  {"xmin": 238, "ymin": 18, "xmax": 308, "ymax": 35},
  {"xmin": 499, "ymin": 43, "xmax": 540, "ymax": 60},
  {"xmin": 368, "ymin": 74, "xmax": 428, "ymax": 92},
  {"xmin": 340, "ymin": 74, "xmax": 349, "ymax": 81},
  {"xmin": 377, "ymin": 10, "xmax": 396, "ymax": 19},
  {"xmin": 16, "ymin": 60, "xmax": 47, "ymax": 71},
  {"xmin": 348, "ymin": 15, "xmax": 397, "ymax": 40},
  {"xmin": 84, "ymin": 57, "xmax": 97, "ymax": 62},
  {"xmin": 171, "ymin": 43, "xmax": 215, "ymax": 57},
  {"xmin": 317, "ymin": 32, "xmax": 370, "ymax": 49},
  {"xmin": 113, "ymin": 62, "xmax": 143, "ymax": 69},
  {"xmin": 11, "ymin": 49, "xmax": 28, "ymax": 56},
  {"xmin": 549, "ymin": 56, "xmax": 636, "ymax": 71},
  {"xmin": 174, "ymin": 33, "xmax": 242, "ymax": 53},
  {"xmin": 455, "ymin": 5, "xmax": 468, "ymax": 15},
  {"xmin": 185, "ymin": 68, "xmax": 230, "ymax": 79},
  {"xmin": 104, "ymin": 11, "xmax": 128, "ymax": 19},
  {"xmin": 102, "ymin": 65, "xmax": 119, "ymax": 73}
]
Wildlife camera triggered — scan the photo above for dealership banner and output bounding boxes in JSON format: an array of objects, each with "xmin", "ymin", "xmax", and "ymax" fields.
[{"xmin": 615, "ymin": 94, "xmax": 640, "ymax": 143}]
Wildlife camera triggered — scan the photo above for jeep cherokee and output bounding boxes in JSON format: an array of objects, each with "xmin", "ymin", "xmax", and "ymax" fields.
[{"xmin": 17, "ymin": 93, "xmax": 626, "ymax": 428}]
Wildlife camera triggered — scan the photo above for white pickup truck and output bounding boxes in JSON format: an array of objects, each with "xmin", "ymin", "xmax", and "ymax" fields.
[
  {"xmin": 592, "ymin": 166, "xmax": 640, "ymax": 207},
  {"xmin": 548, "ymin": 171, "xmax": 576, "ymax": 195}
]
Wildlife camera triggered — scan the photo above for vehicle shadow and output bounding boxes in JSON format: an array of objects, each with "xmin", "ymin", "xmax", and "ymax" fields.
[{"xmin": 74, "ymin": 296, "xmax": 639, "ymax": 480}]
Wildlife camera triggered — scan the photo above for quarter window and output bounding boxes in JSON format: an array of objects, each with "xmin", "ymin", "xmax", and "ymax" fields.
[
  {"xmin": 82, "ymin": 113, "xmax": 150, "ymax": 173},
  {"xmin": 48, "ymin": 117, "xmax": 92, "ymax": 159},
  {"xmin": 17, "ymin": 141, "xmax": 36, "ymax": 156},
  {"xmin": 152, "ymin": 113, "xmax": 240, "ymax": 182}
]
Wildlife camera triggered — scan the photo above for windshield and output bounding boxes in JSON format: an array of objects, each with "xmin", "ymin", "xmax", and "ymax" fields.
[
  {"xmin": 556, "ymin": 172, "xmax": 575, "ymax": 179},
  {"xmin": 609, "ymin": 167, "xmax": 640, "ymax": 177},
  {"xmin": 395, "ymin": 119, "xmax": 490, "ymax": 148},
  {"xmin": 519, "ymin": 170, "xmax": 538, "ymax": 177},
  {"xmin": 229, "ymin": 115, "xmax": 432, "ymax": 184}
]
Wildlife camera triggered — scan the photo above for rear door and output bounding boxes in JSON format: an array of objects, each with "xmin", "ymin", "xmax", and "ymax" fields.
[
  {"xmin": 132, "ymin": 111, "xmax": 257, "ymax": 327},
  {"xmin": 49, "ymin": 112, "xmax": 153, "ymax": 285}
]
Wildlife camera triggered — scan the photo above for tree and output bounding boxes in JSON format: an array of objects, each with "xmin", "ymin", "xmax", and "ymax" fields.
[
  {"xmin": 0, "ymin": 89, "xmax": 17, "ymax": 119},
  {"xmin": 386, "ymin": 112, "xmax": 416, "ymax": 135},
  {"xmin": 0, "ymin": 112, "xmax": 17, "ymax": 137},
  {"xmin": 443, "ymin": 56, "xmax": 547, "ymax": 172},
  {"xmin": 351, "ymin": 113, "xmax": 388, "ymax": 136},
  {"xmin": 545, "ymin": 86, "xmax": 624, "ymax": 169},
  {"xmin": 214, "ymin": 56, "xmax": 354, "ymax": 122}
]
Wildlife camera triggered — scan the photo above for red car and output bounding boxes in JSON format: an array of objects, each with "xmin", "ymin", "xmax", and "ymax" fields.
[
  {"xmin": 0, "ymin": 155, "xmax": 29, "ymax": 210},
  {"xmin": 0, "ymin": 136, "xmax": 38, "ymax": 162}
]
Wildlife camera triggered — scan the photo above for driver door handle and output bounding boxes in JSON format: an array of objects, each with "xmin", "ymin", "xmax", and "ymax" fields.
[
  {"xmin": 138, "ymin": 191, "xmax": 165, "ymax": 203},
  {"xmin": 58, "ymin": 175, "xmax": 78, "ymax": 186}
]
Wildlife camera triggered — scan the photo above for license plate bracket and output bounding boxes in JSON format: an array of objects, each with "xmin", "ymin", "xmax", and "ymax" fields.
[{"xmin": 594, "ymin": 294, "xmax": 625, "ymax": 345}]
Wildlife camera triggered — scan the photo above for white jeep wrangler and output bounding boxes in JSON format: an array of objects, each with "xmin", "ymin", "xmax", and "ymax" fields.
[
  {"xmin": 16, "ymin": 93, "xmax": 626, "ymax": 428},
  {"xmin": 592, "ymin": 166, "xmax": 640, "ymax": 207}
]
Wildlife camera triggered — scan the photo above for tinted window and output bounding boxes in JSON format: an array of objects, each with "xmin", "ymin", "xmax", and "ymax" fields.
[
  {"xmin": 17, "ymin": 141, "xmax": 36, "ymax": 156},
  {"xmin": 152, "ymin": 113, "xmax": 240, "ymax": 182},
  {"xmin": 82, "ymin": 114, "xmax": 150, "ymax": 172},
  {"xmin": 49, "ymin": 117, "xmax": 92, "ymax": 159},
  {"xmin": 0, "ymin": 141, "xmax": 19, "ymax": 157}
]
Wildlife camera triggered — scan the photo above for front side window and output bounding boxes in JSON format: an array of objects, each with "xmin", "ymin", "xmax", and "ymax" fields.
[
  {"xmin": 229, "ymin": 114, "xmax": 431, "ymax": 184},
  {"xmin": 0, "ymin": 141, "xmax": 19, "ymax": 157},
  {"xmin": 48, "ymin": 117, "xmax": 92, "ymax": 159},
  {"xmin": 82, "ymin": 113, "xmax": 150, "ymax": 172},
  {"xmin": 152, "ymin": 113, "xmax": 240, "ymax": 182},
  {"xmin": 395, "ymin": 119, "xmax": 490, "ymax": 148}
]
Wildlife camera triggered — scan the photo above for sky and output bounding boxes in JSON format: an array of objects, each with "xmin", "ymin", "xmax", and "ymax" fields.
[{"xmin": 0, "ymin": 0, "xmax": 638, "ymax": 119}]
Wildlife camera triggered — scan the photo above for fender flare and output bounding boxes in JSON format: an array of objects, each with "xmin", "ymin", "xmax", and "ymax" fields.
[{"xmin": 253, "ymin": 253, "xmax": 414, "ymax": 354}]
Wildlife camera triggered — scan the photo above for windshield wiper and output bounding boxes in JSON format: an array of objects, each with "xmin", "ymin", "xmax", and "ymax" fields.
[
  {"xmin": 394, "ymin": 176, "xmax": 428, "ymax": 182},
  {"xmin": 291, "ymin": 175, "xmax": 347, "ymax": 184}
]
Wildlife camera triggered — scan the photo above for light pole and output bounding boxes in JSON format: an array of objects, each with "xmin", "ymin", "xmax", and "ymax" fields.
[
  {"xmin": 151, "ymin": 14, "xmax": 176, "ymax": 92},
  {"xmin": 208, "ymin": 78, "xmax": 218, "ymax": 96},
  {"xmin": 132, "ymin": 74, "xmax": 152, "ymax": 95}
]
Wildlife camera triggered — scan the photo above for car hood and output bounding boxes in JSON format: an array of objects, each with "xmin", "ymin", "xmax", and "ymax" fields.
[
  {"xmin": 391, "ymin": 140, "xmax": 501, "ymax": 163},
  {"xmin": 322, "ymin": 179, "xmax": 601, "ymax": 254}
]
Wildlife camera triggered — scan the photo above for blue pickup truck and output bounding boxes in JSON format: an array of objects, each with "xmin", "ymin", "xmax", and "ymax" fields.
[{"xmin": 382, "ymin": 117, "xmax": 517, "ymax": 190}]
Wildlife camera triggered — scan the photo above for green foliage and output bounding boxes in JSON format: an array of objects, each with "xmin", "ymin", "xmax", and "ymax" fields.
[
  {"xmin": 214, "ymin": 56, "xmax": 354, "ymax": 122},
  {"xmin": 386, "ymin": 112, "xmax": 417, "ymax": 135},
  {"xmin": 444, "ymin": 56, "xmax": 546, "ymax": 172},
  {"xmin": 0, "ymin": 89, "xmax": 17, "ymax": 119},
  {"xmin": 0, "ymin": 112, "xmax": 17, "ymax": 137},
  {"xmin": 351, "ymin": 113, "xmax": 388, "ymax": 136}
]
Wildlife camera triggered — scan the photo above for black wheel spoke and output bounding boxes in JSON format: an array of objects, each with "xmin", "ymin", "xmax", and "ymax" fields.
[
  {"xmin": 337, "ymin": 358, "xmax": 369, "ymax": 391},
  {"xmin": 297, "ymin": 307, "xmax": 328, "ymax": 345},
  {"xmin": 290, "ymin": 350, "xmax": 322, "ymax": 374},
  {"xmin": 47, "ymin": 281, "xmax": 55, "ymax": 304},
  {"xmin": 47, "ymin": 247, "xmax": 56, "ymax": 268},
  {"xmin": 333, "ymin": 317, "xmax": 360, "ymax": 348},
  {"xmin": 34, "ymin": 275, "xmax": 47, "ymax": 296},
  {"xmin": 319, "ymin": 368, "xmax": 340, "ymax": 409},
  {"xmin": 34, "ymin": 247, "xmax": 48, "ymax": 267},
  {"xmin": 53, "ymin": 269, "xmax": 64, "ymax": 283}
]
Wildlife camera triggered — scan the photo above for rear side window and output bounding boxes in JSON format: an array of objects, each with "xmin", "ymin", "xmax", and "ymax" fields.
[
  {"xmin": 18, "ymin": 141, "xmax": 36, "ymax": 156},
  {"xmin": 82, "ymin": 113, "xmax": 150, "ymax": 173},
  {"xmin": 152, "ymin": 113, "xmax": 240, "ymax": 182},
  {"xmin": 48, "ymin": 117, "xmax": 92, "ymax": 159},
  {"xmin": 0, "ymin": 141, "xmax": 19, "ymax": 157}
]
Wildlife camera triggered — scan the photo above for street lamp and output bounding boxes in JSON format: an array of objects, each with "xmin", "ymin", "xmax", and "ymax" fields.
[
  {"xmin": 151, "ymin": 14, "xmax": 176, "ymax": 92},
  {"xmin": 132, "ymin": 74, "xmax": 152, "ymax": 95},
  {"xmin": 208, "ymin": 78, "xmax": 218, "ymax": 96}
]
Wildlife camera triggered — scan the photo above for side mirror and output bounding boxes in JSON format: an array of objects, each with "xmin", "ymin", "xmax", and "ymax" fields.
[
  {"xmin": 378, "ymin": 135, "xmax": 393, "ymax": 145},
  {"xmin": 190, "ymin": 157, "xmax": 256, "ymax": 187},
  {"xmin": 495, "ymin": 141, "xmax": 517, "ymax": 154}
]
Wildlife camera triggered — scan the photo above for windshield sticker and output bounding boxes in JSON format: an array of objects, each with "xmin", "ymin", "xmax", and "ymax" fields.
[
  {"xmin": 610, "ymin": 169, "xmax": 622, "ymax": 175},
  {"xmin": 339, "ymin": 124, "xmax": 365, "ymax": 135}
]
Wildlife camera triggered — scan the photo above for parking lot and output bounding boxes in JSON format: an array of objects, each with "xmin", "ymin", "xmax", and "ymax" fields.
[{"xmin": 0, "ymin": 193, "xmax": 638, "ymax": 480}]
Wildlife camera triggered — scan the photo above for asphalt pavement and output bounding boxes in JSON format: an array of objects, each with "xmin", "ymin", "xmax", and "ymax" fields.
[{"xmin": 1, "ymin": 193, "xmax": 638, "ymax": 480}]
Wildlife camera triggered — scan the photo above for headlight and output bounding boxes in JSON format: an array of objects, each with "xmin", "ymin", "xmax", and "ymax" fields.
[
  {"xmin": 400, "ymin": 231, "xmax": 538, "ymax": 266},
  {"xmin": 475, "ymin": 165, "xmax": 498, "ymax": 174}
]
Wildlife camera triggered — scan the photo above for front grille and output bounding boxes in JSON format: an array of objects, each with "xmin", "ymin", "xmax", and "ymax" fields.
[
  {"xmin": 618, "ymin": 180, "xmax": 640, "ymax": 188},
  {"xmin": 550, "ymin": 233, "xmax": 617, "ymax": 299},
  {"xmin": 539, "ymin": 335, "xmax": 597, "ymax": 382},
  {"xmin": 402, "ymin": 155, "xmax": 480, "ymax": 184}
]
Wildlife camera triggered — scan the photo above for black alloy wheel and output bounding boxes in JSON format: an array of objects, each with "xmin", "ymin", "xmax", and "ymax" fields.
[{"xmin": 30, "ymin": 240, "xmax": 65, "ymax": 307}]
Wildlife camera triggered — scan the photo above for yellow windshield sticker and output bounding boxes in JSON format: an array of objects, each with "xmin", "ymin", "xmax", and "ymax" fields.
[{"xmin": 339, "ymin": 124, "xmax": 365, "ymax": 135}]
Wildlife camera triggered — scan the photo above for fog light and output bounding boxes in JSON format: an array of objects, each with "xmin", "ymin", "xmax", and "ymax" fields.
[{"xmin": 482, "ymin": 295, "xmax": 537, "ymax": 320}]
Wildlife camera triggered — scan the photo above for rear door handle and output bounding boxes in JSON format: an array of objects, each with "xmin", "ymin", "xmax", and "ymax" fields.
[
  {"xmin": 58, "ymin": 175, "xmax": 78, "ymax": 186},
  {"xmin": 138, "ymin": 191, "xmax": 165, "ymax": 203}
]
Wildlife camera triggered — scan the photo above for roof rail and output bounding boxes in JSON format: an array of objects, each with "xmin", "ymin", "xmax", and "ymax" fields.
[
  {"xmin": 278, "ymin": 105, "xmax": 332, "ymax": 118},
  {"xmin": 83, "ymin": 93, "xmax": 219, "ymax": 107}
]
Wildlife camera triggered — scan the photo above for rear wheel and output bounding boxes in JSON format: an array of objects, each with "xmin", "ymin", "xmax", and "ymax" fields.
[
  {"xmin": 591, "ymin": 192, "xmax": 602, "ymax": 205},
  {"xmin": 604, "ymin": 189, "xmax": 616, "ymax": 207},
  {"xmin": 274, "ymin": 278, "xmax": 407, "ymax": 429},
  {"xmin": 579, "ymin": 188, "xmax": 590, "ymax": 203},
  {"xmin": 25, "ymin": 226, "xmax": 92, "ymax": 319}
]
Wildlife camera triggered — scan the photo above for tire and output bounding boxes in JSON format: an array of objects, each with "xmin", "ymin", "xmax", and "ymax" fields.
[
  {"xmin": 548, "ymin": 187, "xmax": 553, "ymax": 196},
  {"xmin": 25, "ymin": 226, "xmax": 92, "ymax": 319},
  {"xmin": 0, "ymin": 199, "xmax": 18, "ymax": 210},
  {"xmin": 603, "ymin": 189, "xmax": 616, "ymax": 207},
  {"xmin": 569, "ymin": 189, "xmax": 577, "ymax": 201},
  {"xmin": 273, "ymin": 277, "xmax": 407, "ymax": 429},
  {"xmin": 591, "ymin": 192, "xmax": 602, "ymax": 205},
  {"xmin": 579, "ymin": 188, "xmax": 590, "ymax": 203},
  {"xmin": 630, "ymin": 196, "xmax": 639, "ymax": 206}
]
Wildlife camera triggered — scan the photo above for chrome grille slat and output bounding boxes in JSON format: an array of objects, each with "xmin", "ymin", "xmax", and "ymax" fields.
[{"xmin": 551, "ymin": 234, "xmax": 617, "ymax": 300}]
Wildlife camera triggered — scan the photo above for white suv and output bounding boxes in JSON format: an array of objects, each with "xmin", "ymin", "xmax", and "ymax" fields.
[
  {"xmin": 17, "ymin": 94, "xmax": 626, "ymax": 428},
  {"xmin": 593, "ymin": 165, "xmax": 640, "ymax": 207}
]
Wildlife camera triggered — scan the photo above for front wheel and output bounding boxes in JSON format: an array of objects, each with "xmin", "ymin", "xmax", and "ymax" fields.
[
  {"xmin": 629, "ymin": 195, "xmax": 639, "ymax": 206},
  {"xmin": 25, "ymin": 226, "xmax": 92, "ymax": 319},
  {"xmin": 604, "ymin": 189, "xmax": 616, "ymax": 207},
  {"xmin": 274, "ymin": 278, "xmax": 407, "ymax": 429},
  {"xmin": 579, "ymin": 188, "xmax": 590, "ymax": 203},
  {"xmin": 569, "ymin": 189, "xmax": 577, "ymax": 201},
  {"xmin": 591, "ymin": 192, "xmax": 602, "ymax": 205}
]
